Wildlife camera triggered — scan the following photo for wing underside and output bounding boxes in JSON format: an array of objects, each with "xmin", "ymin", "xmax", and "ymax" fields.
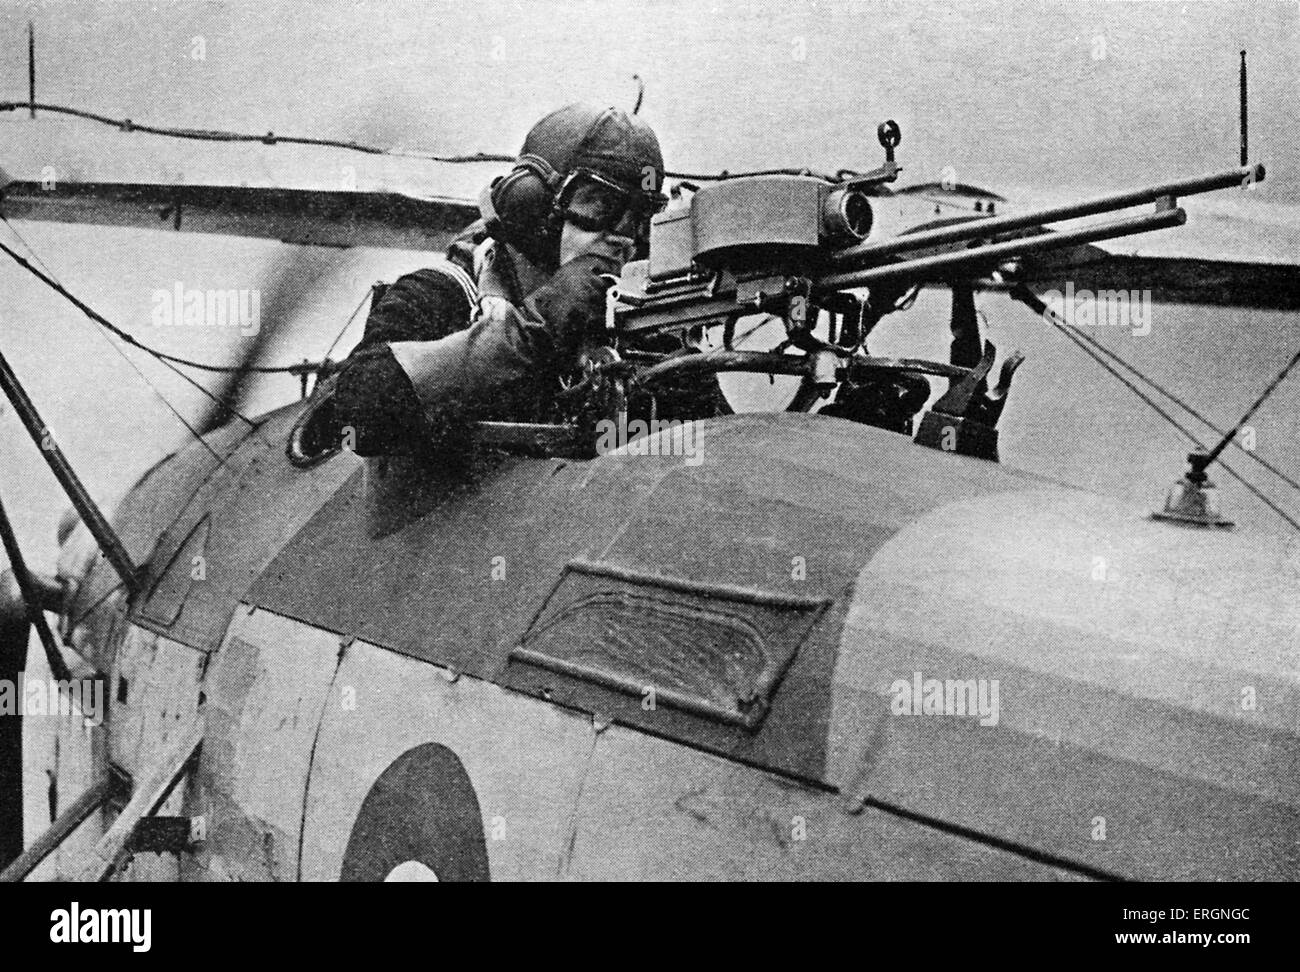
[{"xmin": 0, "ymin": 180, "xmax": 479, "ymax": 250}]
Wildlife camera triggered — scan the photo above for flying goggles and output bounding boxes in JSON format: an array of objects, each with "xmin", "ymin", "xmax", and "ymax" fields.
[{"xmin": 554, "ymin": 168, "xmax": 668, "ymax": 237}]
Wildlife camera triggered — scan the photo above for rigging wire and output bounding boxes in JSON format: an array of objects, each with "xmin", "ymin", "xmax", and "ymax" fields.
[
  {"xmin": 0, "ymin": 99, "xmax": 842, "ymax": 183},
  {"xmin": 1037, "ymin": 305, "xmax": 1300, "ymax": 532},
  {"xmin": 0, "ymin": 214, "xmax": 60, "ymax": 282},
  {"xmin": 0, "ymin": 225, "xmax": 234, "ymax": 462},
  {"xmin": 1204, "ymin": 345, "xmax": 1300, "ymax": 468},
  {"xmin": 0, "ymin": 101, "xmax": 515, "ymax": 164},
  {"xmin": 0, "ymin": 222, "xmax": 329, "ymax": 377},
  {"xmin": 0, "ymin": 236, "xmax": 258, "ymax": 436},
  {"xmin": 88, "ymin": 314, "xmax": 229, "ymax": 466},
  {"xmin": 0, "ymin": 238, "xmax": 261, "ymax": 426},
  {"xmin": 1057, "ymin": 314, "xmax": 1300, "ymax": 495},
  {"xmin": 319, "ymin": 288, "xmax": 373, "ymax": 366}
]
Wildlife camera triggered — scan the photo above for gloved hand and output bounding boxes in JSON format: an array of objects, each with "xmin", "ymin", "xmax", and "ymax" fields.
[{"xmin": 524, "ymin": 233, "xmax": 632, "ymax": 359}]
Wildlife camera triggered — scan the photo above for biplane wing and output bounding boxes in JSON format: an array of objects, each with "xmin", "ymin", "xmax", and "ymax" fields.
[
  {"xmin": 5, "ymin": 113, "xmax": 1299, "ymax": 311},
  {"xmin": 0, "ymin": 115, "xmax": 484, "ymax": 249},
  {"xmin": 0, "ymin": 179, "xmax": 478, "ymax": 252},
  {"xmin": 1010, "ymin": 185, "xmax": 1300, "ymax": 310},
  {"xmin": 0, "ymin": 114, "xmax": 495, "ymax": 432},
  {"xmin": 875, "ymin": 180, "xmax": 1300, "ymax": 310}
]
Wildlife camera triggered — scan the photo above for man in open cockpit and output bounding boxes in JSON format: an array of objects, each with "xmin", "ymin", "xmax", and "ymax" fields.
[{"xmin": 335, "ymin": 103, "xmax": 723, "ymax": 459}]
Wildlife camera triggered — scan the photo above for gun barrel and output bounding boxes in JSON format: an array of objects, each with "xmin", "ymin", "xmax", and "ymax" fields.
[
  {"xmin": 816, "ymin": 205, "xmax": 1187, "ymax": 293},
  {"xmin": 830, "ymin": 164, "xmax": 1263, "ymax": 268}
]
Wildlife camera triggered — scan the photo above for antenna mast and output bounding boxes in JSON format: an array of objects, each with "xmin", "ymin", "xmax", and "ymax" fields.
[
  {"xmin": 1239, "ymin": 50, "xmax": 1248, "ymax": 167},
  {"xmin": 27, "ymin": 22, "xmax": 36, "ymax": 119}
]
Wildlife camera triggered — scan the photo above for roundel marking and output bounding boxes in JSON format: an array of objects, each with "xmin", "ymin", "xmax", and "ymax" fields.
[
  {"xmin": 384, "ymin": 861, "xmax": 439, "ymax": 882},
  {"xmin": 340, "ymin": 743, "xmax": 490, "ymax": 882}
]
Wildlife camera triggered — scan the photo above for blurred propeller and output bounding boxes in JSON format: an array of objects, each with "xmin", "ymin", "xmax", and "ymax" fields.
[
  {"xmin": 192, "ymin": 246, "xmax": 337, "ymax": 434},
  {"xmin": 191, "ymin": 102, "xmax": 438, "ymax": 434}
]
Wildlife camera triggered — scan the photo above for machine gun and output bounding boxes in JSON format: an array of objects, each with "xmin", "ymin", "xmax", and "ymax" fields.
[{"xmin": 591, "ymin": 121, "xmax": 1264, "ymax": 461}]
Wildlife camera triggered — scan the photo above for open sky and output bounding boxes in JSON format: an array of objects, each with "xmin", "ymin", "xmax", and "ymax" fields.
[{"xmin": 2, "ymin": 0, "xmax": 1297, "ymax": 200}]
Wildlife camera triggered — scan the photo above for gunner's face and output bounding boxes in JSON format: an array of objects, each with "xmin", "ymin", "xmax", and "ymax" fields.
[{"xmin": 558, "ymin": 211, "xmax": 638, "ymax": 267}]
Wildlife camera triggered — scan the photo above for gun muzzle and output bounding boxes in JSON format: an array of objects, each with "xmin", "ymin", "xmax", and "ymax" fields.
[
  {"xmin": 830, "ymin": 164, "xmax": 1264, "ymax": 269},
  {"xmin": 816, "ymin": 205, "xmax": 1187, "ymax": 292},
  {"xmin": 822, "ymin": 187, "xmax": 874, "ymax": 243}
]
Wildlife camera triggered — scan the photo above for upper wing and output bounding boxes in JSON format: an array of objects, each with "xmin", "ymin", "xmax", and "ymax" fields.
[
  {"xmin": 0, "ymin": 179, "xmax": 479, "ymax": 251},
  {"xmin": 0, "ymin": 115, "xmax": 488, "ymax": 249},
  {"xmin": 0, "ymin": 116, "xmax": 494, "ymax": 432},
  {"xmin": 877, "ymin": 180, "xmax": 1300, "ymax": 310},
  {"xmin": 1012, "ymin": 184, "xmax": 1300, "ymax": 310}
]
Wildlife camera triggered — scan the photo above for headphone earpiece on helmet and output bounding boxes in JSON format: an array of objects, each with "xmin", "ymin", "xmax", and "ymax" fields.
[
  {"xmin": 481, "ymin": 105, "xmax": 665, "ymax": 269},
  {"xmin": 481, "ymin": 154, "xmax": 567, "ymax": 267}
]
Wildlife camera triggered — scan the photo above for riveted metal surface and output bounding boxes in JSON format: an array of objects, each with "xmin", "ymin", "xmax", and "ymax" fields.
[
  {"xmin": 107, "ymin": 625, "xmax": 204, "ymax": 782},
  {"xmin": 190, "ymin": 609, "xmax": 342, "ymax": 882},
  {"xmin": 249, "ymin": 413, "xmax": 1050, "ymax": 783},
  {"xmin": 568, "ymin": 724, "xmax": 1079, "ymax": 880},
  {"xmin": 63, "ymin": 417, "xmax": 254, "ymax": 649},
  {"xmin": 828, "ymin": 490, "xmax": 1300, "ymax": 880},
  {"xmin": 125, "ymin": 400, "xmax": 360, "ymax": 653}
]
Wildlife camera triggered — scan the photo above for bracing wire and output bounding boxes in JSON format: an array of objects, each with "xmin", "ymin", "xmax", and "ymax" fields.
[
  {"xmin": 90, "ymin": 317, "xmax": 229, "ymax": 466},
  {"xmin": 320, "ymin": 289, "xmax": 373, "ymax": 366},
  {"xmin": 1058, "ymin": 311, "xmax": 1300, "ymax": 495},
  {"xmin": 1037, "ymin": 306, "xmax": 1300, "ymax": 532},
  {"xmin": 0, "ymin": 236, "xmax": 259, "ymax": 431},
  {"xmin": 0, "ymin": 101, "xmax": 514, "ymax": 165},
  {"xmin": 1204, "ymin": 345, "xmax": 1300, "ymax": 468},
  {"xmin": 0, "ymin": 99, "xmax": 840, "ymax": 182},
  {"xmin": 0, "ymin": 226, "xmax": 236, "ymax": 460}
]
